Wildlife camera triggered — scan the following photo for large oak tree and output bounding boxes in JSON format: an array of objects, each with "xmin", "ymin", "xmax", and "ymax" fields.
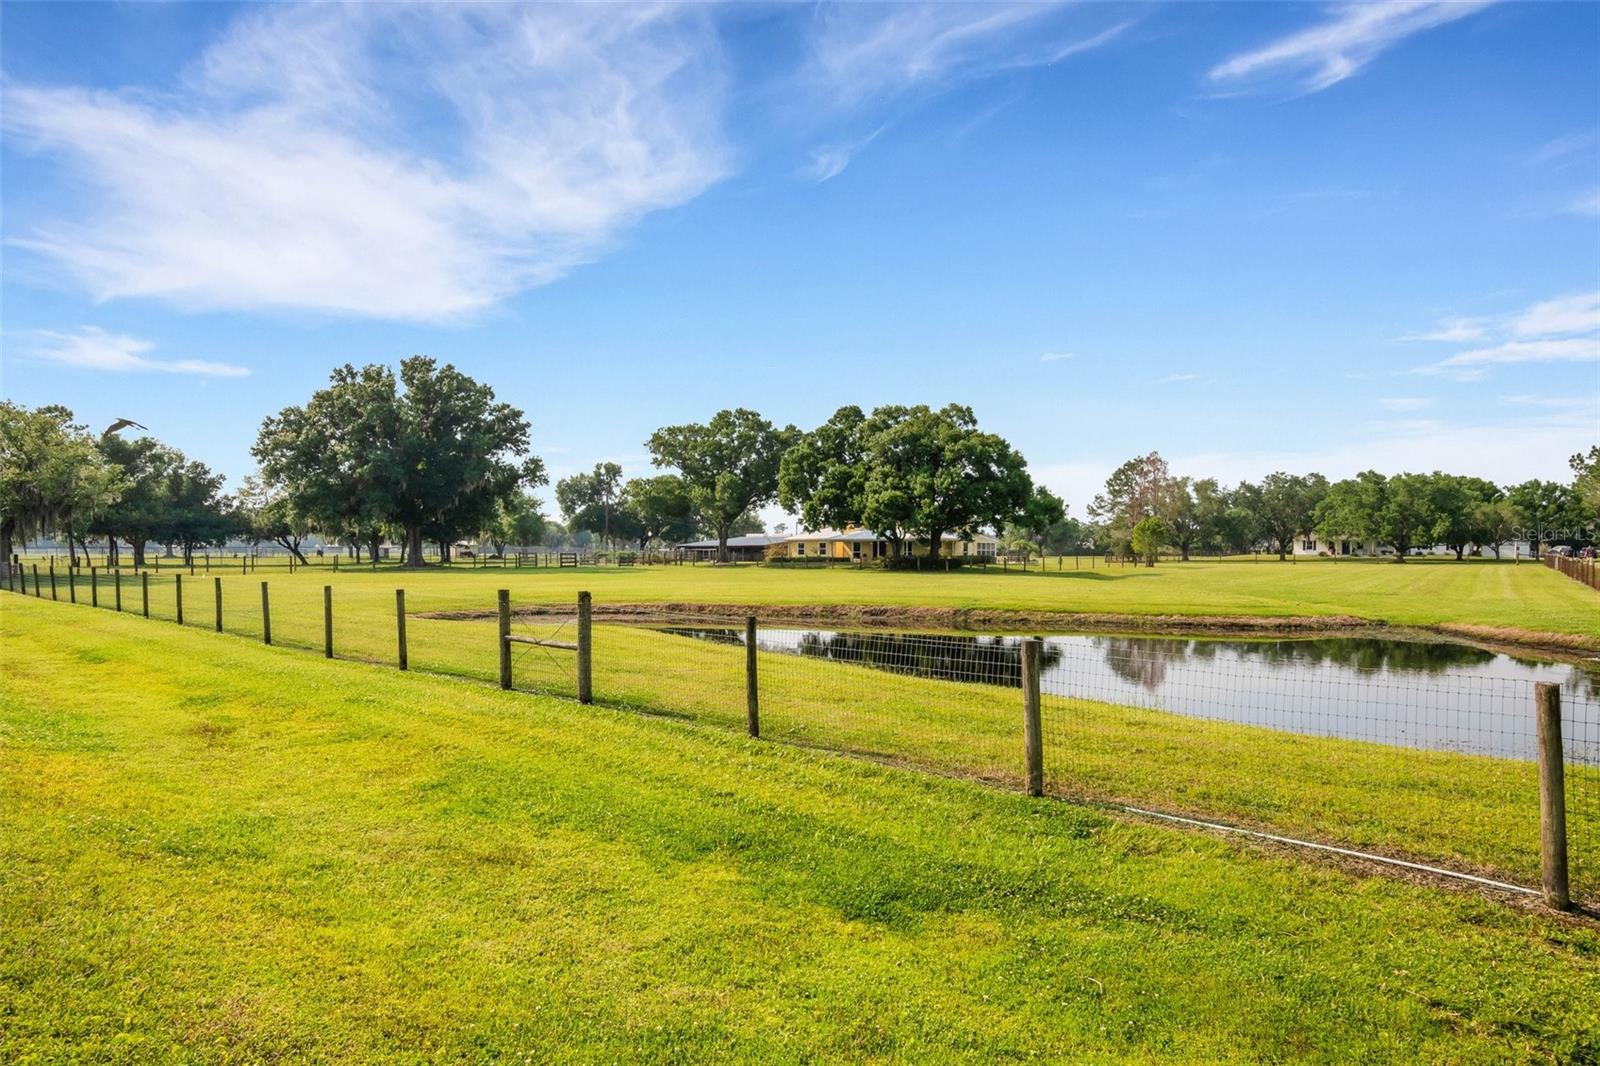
[
  {"xmin": 647, "ymin": 409, "xmax": 796, "ymax": 563},
  {"xmin": 255, "ymin": 358, "xmax": 544, "ymax": 566}
]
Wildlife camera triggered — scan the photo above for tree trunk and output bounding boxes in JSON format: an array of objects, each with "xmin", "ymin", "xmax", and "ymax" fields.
[
  {"xmin": 405, "ymin": 525, "xmax": 425, "ymax": 567},
  {"xmin": 1180, "ymin": 544, "xmax": 1190, "ymax": 561},
  {"xmin": 0, "ymin": 520, "xmax": 13, "ymax": 579},
  {"xmin": 926, "ymin": 530, "xmax": 945, "ymax": 560},
  {"xmin": 716, "ymin": 527, "xmax": 729, "ymax": 564},
  {"xmin": 1455, "ymin": 546, "xmax": 1464, "ymax": 560},
  {"xmin": 277, "ymin": 537, "xmax": 309, "ymax": 565}
]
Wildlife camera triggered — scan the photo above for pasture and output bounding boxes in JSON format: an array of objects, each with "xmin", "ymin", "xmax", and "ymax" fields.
[
  {"xmin": 9, "ymin": 559, "xmax": 1599, "ymax": 895},
  {"xmin": 2, "ymin": 598, "xmax": 1598, "ymax": 1062},
  {"xmin": 18, "ymin": 552, "xmax": 1597, "ymax": 641}
]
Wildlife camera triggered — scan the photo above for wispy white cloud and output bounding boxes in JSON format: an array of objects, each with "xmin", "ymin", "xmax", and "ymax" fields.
[
  {"xmin": 806, "ymin": 5, "xmax": 1130, "ymax": 107},
  {"xmin": 1154, "ymin": 372, "xmax": 1198, "ymax": 384},
  {"xmin": 1421, "ymin": 338, "xmax": 1600, "ymax": 373},
  {"xmin": 1512, "ymin": 291, "xmax": 1600, "ymax": 337},
  {"xmin": 1564, "ymin": 189, "xmax": 1600, "ymax": 217},
  {"xmin": 1396, "ymin": 317, "xmax": 1492, "ymax": 343},
  {"xmin": 1039, "ymin": 352, "xmax": 1076, "ymax": 363},
  {"xmin": 794, "ymin": 4, "xmax": 1130, "ymax": 177},
  {"xmin": 1526, "ymin": 131, "xmax": 1597, "ymax": 168},
  {"xmin": 1206, "ymin": 1, "xmax": 1494, "ymax": 95},
  {"xmin": 27, "ymin": 327, "xmax": 250, "ymax": 377},
  {"xmin": 803, "ymin": 126, "xmax": 885, "ymax": 183},
  {"xmin": 2, "ymin": 6, "xmax": 729, "ymax": 321},
  {"xmin": 1377, "ymin": 396, "xmax": 1431, "ymax": 412},
  {"xmin": 1501, "ymin": 393, "xmax": 1600, "ymax": 415},
  {"xmin": 1409, "ymin": 291, "xmax": 1600, "ymax": 377}
]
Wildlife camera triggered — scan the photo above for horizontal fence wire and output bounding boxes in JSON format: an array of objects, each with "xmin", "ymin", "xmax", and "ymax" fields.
[
  {"xmin": 1565, "ymin": 687, "xmax": 1600, "ymax": 896},
  {"xmin": 615, "ymin": 619, "xmax": 1599, "ymax": 899},
  {"xmin": 1041, "ymin": 637, "xmax": 1597, "ymax": 893},
  {"xmin": 8, "ymin": 576, "xmax": 1596, "ymax": 903}
]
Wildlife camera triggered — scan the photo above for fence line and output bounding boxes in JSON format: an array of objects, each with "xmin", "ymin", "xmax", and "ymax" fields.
[
  {"xmin": 1544, "ymin": 551, "xmax": 1600, "ymax": 591},
  {"xmin": 7, "ymin": 576, "xmax": 1594, "ymax": 911}
]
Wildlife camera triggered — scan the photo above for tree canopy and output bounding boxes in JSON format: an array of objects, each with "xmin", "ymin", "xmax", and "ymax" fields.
[
  {"xmin": 555, "ymin": 463, "xmax": 628, "ymax": 547},
  {"xmin": 255, "ymin": 357, "xmax": 544, "ymax": 566},
  {"xmin": 780, "ymin": 403, "xmax": 1033, "ymax": 559},
  {"xmin": 647, "ymin": 408, "xmax": 796, "ymax": 562},
  {"xmin": 0, "ymin": 403, "xmax": 126, "ymax": 575}
]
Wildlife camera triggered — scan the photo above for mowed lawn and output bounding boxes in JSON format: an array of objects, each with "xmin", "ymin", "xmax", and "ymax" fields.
[
  {"xmin": 19, "ymin": 573, "xmax": 1597, "ymax": 892},
  {"xmin": 2, "ymin": 598, "xmax": 1599, "ymax": 1062},
  {"xmin": 28, "ymin": 553, "xmax": 1599, "ymax": 640}
]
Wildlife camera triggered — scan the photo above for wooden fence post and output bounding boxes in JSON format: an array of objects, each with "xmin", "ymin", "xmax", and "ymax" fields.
[
  {"xmin": 396, "ymin": 589, "xmax": 408, "ymax": 670},
  {"xmin": 49, "ymin": 560, "xmax": 57, "ymax": 600},
  {"xmin": 323, "ymin": 585, "xmax": 333, "ymax": 658},
  {"xmin": 745, "ymin": 616, "xmax": 760, "ymax": 738},
  {"xmin": 69, "ymin": 566, "xmax": 77, "ymax": 604},
  {"xmin": 32, "ymin": 563, "xmax": 41, "ymax": 597},
  {"xmin": 497, "ymin": 589, "xmax": 513, "ymax": 689},
  {"xmin": 114, "ymin": 569, "xmax": 123, "ymax": 612},
  {"xmin": 141, "ymin": 572, "xmax": 150, "ymax": 618},
  {"xmin": 261, "ymin": 581, "xmax": 272, "ymax": 645},
  {"xmin": 1022, "ymin": 638, "xmax": 1044, "ymax": 797},
  {"xmin": 577, "ymin": 591, "xmax": 593, "ymax": 704},
  {"xmin": 175, "ymin": 574, "xmax": 183, "ymax": 624},
  {"xmin": 90, "ymin": 566, "xmax": 98, "ymax": 607},
  {"xmin": 213, "ymin": 577, "xmax": 223, "ymax": 632},
  {"xmin": 1536, "ymin": 682, "xmax": 1570, "ymax": 910}
]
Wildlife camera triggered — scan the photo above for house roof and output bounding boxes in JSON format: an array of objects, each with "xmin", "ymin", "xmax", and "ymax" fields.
[
  {"xmin": 677, "ymin": 534, "xmax": 788, "ymax": 550},
  {"xmin": 792, "ymin": 528, "xmax": 997, "ymax": 543}
]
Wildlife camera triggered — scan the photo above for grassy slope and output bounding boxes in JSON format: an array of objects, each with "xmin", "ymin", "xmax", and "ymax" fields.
[
  {"xmin": 21, "ymin": 576, "xmax": 1600, "ymax": 893},
  {"xmin": 30, "ymin": 554, "xmax": 1599, "ymax": 640},
  {"xmin": 2, "ymin": 598, "xmax": 1599, "ymax": 1062}
]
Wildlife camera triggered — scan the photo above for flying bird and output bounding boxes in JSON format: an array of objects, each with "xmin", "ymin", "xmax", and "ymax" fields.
[{"xmin": 102, "ymin": 418, "xmax": 148, "ymax": 436}]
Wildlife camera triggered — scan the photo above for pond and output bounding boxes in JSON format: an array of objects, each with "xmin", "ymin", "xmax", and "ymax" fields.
[{"xmin": 658, "ymin": 627, "xmax": 1600, "ymax": 764}]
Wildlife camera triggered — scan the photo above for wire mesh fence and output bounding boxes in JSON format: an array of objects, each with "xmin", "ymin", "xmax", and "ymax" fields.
[
  {"xmin": 595, "ymin": 619, "xmax": 1599, "ymax": 906},
  {"xmin": 7, "ymin": 576, "xmax": 1595, "ymax": 908}
]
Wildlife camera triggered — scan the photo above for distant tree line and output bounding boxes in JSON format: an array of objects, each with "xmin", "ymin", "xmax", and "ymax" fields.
[
  {"xmin": 0, "ymin": 402, "xmax": 234, "ymax": 570},
  {"xmin": 5, "ymin": 365, "xmax": 1594, "ymax": 574},
  {"xmin": 1075, "ymin": 449, "xmax": 1599, "ymax": 566}
]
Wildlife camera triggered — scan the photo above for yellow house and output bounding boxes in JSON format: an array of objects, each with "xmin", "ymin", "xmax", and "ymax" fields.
[{"xmin": 767, "ymin": 526, "xmax": 999, "ymax": 562}]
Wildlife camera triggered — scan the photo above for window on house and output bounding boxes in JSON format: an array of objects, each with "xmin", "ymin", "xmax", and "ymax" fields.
[
  {"xmin": 796, "ymin": 542, "xmax": 805, "ymax": 556},
  {"xmin": 977, "ymin": 541, "xmax": 996, "ymax": 556},
  {"xmin": 852, "ymin": 543, "xmax": 862, "ymax": 560},
  {"xmin": 1302, "ymin": 538, "xmax": 1316, "ymax": 551}
]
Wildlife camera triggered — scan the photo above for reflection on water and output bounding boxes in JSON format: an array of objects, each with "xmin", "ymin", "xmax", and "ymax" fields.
[
  {"xmin": 659, "ymin": 627, "xmax": 1600, "ymax": 763},
  {"xmin": 661, "ymin": 628, "xmax": 1061, "ymax": 686}
]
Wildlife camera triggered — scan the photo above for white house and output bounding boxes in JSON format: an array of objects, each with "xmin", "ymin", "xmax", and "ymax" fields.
[
  {"xmin": 1292, "ymin": 534, "xmax": 1534, "ymax": 559},
  {"xmin": 765, "ymin": 526, "xmax": 999, "ymax": 562}
]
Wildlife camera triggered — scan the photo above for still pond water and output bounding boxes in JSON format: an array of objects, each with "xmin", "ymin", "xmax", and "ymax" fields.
[{"xmin": 659, "ymin": 627, "xmax": 1600, "ymax": 764}]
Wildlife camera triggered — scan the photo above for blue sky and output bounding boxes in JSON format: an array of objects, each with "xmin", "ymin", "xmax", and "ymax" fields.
[{"xmin": 2, "ymin": 1, "xmax": 1596, "ymax": 519}]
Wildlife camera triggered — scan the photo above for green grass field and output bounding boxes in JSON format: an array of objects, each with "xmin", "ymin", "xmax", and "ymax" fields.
[
  {"xmin": 18, "ymin": 552, "xmax": 1598, "ymax": 640},
  {"xmin": 12, "ymin": 568, "xmax": 1598, "ymax": 894},
  {"xmin": 3, "ymin": 597, "xmax": 1598, "ymax": 1061}
]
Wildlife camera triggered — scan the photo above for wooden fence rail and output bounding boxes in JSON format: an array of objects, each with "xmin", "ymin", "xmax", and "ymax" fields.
[{"xmin": 1542, "ymin": 552, "xmax": 1599, "ymax": 591}]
